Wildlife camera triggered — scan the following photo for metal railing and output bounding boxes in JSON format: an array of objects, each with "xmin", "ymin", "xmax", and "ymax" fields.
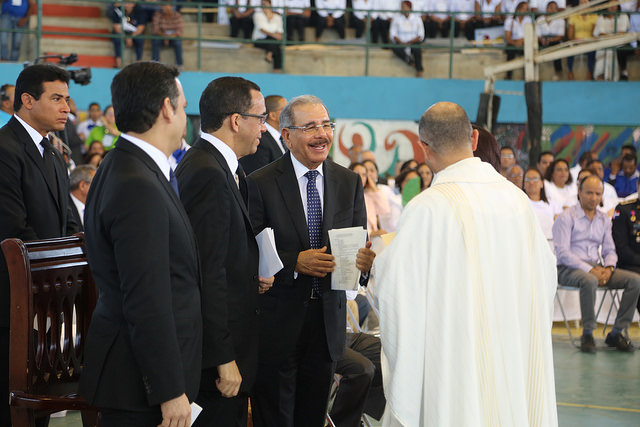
[{"xmin": 0, "ymin": 0, "xmax": 636, "ymax": 78}]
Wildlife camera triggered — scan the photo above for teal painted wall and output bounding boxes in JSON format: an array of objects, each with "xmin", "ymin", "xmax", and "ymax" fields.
[{"xmin": 1, "ymin": 63, "xmax": 639, "ymax": 125}]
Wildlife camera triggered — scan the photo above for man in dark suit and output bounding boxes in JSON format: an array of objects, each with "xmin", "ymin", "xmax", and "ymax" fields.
[
  {"xmin": 239, "ymin": 94, "xmax": 287, "ymax": 175},
  {"xmin": 79, "ymin": 62, "xmax": 202, "ymax": 427},
  {"xmin": 0, "ymin": 64, "xmax": 79, "ymax": 426},
  {"xmin": 68, "ymin": 164, "xmax": 97, "ymax": 231},
  {"xmin": 176, "ymin": 76, "xmax": 273, "ymax": 426},
  {"xmin": 246, "ymin": 95, "xmax": 376, "ymax": 427}
]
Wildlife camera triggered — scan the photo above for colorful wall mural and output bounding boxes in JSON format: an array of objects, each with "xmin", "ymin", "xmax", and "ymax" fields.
[{"xmin": 332, "ymin": 119, "xmax": 640, "ymax": 174}]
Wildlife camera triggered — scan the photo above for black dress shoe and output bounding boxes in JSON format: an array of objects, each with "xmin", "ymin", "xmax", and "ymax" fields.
[
  {"xmin": 580, "ymin": 334, "xmax": 596, "ymax": 353},
  {"xmin": 605, "ymin": 333, "xmax": 635, "ymax": 352}
]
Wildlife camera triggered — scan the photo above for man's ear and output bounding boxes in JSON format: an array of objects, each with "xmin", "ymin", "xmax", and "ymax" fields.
[
  {"xmin": 281, "ymin": 128, "xmax": 292, "ymax": 149},
  {"xmin": 161, "ymin": 97, "xmax": 174, "ymax": 122},
  {"xmin": 471, "ymin": 129, "xmax": 479, "ymax": 152},
  {"xmin": 20, "ymin": 92, "xmax": 33, "ymax": 111}
]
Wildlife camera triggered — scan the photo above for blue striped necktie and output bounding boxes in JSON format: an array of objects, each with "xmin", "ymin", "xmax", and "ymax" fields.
[{"xmin": 305, "ymin": 170, "xmax": 322, "ymax": 297}]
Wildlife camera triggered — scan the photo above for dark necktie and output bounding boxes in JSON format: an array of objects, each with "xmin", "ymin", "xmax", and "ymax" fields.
[
  {"xmin": 40, "ymin": 137, "xmax": 59, "ymax": 198},
  {"xmin": 236, "ymin": 164, "xmax": 248, "ymax": 206},
  {"xmin": 305, "ymin": 170, "xmax": 322, "ymax": 297},
  {"xmin": 169, "ymin": 168, "xmax": 180, "ymax": 197}
]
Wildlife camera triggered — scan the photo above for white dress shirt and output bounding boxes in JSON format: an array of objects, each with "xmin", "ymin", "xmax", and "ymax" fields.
[
  {"xmin": 70, "ymin": 193, "xmax": 85, "ymax": 226},
  {"xmin": 290, "ymin": 153, "xmax": 324, "ymax": 221},
  {"xmin": 352, "ymin": 0, "xmax": 373, "ymax": 20},
  {"xmin": 453, "ymin": 0, "xmax": 476, "ymax": 20},
  {"xmin": 15, "ymin": 114, "xmax": 46, "ymax": 157},
  {"xmin": 316, "ymin": 0, "xmax": 346, "ymax": 18},
  {"xmin": 390, "ymin": 13, "xmax": 425, "ymax": 43},
  {"xmin": 265, "ymin": 122, "xmax": 286, "ymax": 153},
  {"xmin": 504, "ymin": 15, "xmax": 532, "ymax": 40},
  {"xmin": 252, "ymin": 10, "xmax": 284, "ymax": 40},
  {"xmin": 122, "ymin": 134, "xmax": 172, "ymax": 181},
  {"xmin": 284, "ymin": 0, "xmax": 311, "ymax": 15}
]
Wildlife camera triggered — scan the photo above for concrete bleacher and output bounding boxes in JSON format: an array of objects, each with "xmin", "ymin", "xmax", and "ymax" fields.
[{"xmin": 20, "ymin": 0, "xmax": 640, "ymax": 80}]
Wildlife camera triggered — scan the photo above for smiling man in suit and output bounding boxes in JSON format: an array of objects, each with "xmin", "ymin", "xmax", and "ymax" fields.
[
  {"xmin": 176, "ymin": 76, "xmax": 273, "ymax": 426},
  {"xmin": 79, "ymin": 62, "xmax": 202, "ymax": 427},
  {"xmin": 0, "ymin": 63, "xmax": 79, "ymax": 426},
  {"xmin": 246, "ymin": 95, "xmax": 376, "ymax": 427},
  {"xmin": 239, "ymin": 94, "xmax": 287, "ymax": 175}
]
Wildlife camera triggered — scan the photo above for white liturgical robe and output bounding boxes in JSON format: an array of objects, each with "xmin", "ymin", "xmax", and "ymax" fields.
[{"xmin": 375, "ymin": 157, "xmax": 558, "ymax": 427}]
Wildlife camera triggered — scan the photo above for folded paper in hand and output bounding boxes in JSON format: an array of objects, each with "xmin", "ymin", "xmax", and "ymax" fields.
[
  {"xmin": 256, "ymin": 227, "xmax": 284, "ymax": 278},
  {"xmin": 329, "ymin": 227, "xmax": 368, "ymax": 291}
]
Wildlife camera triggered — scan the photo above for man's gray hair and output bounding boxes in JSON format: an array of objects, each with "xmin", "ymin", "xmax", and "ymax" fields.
[
  {"xmin": 279, "ymin": 95, "xmax": 329, "ymax": 132},
  {"xmin": 418, "ymin": 102, "xmax": 473, "ymax": 155},
  {"xmin": 69, "ymin": 164, "xmax": 97, "ymax": 191}
]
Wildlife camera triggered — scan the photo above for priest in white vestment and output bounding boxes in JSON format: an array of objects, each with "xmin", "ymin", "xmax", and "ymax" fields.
[{"xmin": 374, "ymin": 102, "xmax": 558, "ymax": 427}]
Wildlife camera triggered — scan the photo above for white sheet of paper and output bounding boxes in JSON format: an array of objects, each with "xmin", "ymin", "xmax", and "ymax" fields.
[
  {"xmin": 329, "ymin": 227, "xmax": 368, "ymax": 291},
  {"xmin": 190, "ymin": 402, "xmax": 203, "ymax": 426},
  {"xmin": 256, "ymin": 227, "xmax": 284, "ymax": 278}
]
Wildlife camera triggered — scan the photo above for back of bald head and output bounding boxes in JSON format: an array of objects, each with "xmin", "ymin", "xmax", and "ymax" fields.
[{"xmin": 418, "ymin": 102, "xmax": 473, "ymax": 155}]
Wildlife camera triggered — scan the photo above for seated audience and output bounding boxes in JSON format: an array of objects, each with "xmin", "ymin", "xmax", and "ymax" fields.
[
  {"xmin": 569, "ymin": 150, "xmax": 596, "ymax": 183},
  {"xmin": 423, "ymin": 0, "xmax": 454, "ymax": 38},
  {"xmin": 230, "ymin": 0, "xmax": 257, "ymax": 39},
  {"xmin": 472, "ymin": 125, "xmax": 501, "ymax": 171},
  {"xmin": 76, "ymin": 102, "xmax": 102, "ymax": 141},
  {"xmin": 417, "ymin": 162, "xmax": 433, "ymax": 190},
  {"xmin": 395, "ymin": 167, "xmax": 422, "ymax": 205},
  {"xmin": 109, "ymin": 2, "xmax": 147, "ymax": 68},
  {"xmin": 611, "ymin": 154, "xmax": 639, "ymax": 198},
  {"xmin": 152, "ymin": 3, "xmax": 184, "ymax": 67},
  {"xmin": 84, "ymin": 152, "xmax": 104, "ymax": 168},
  {"xmin": 85, "ymin": 105, "xmax": 120, "ymax": 150},
  {"xmin": 390, "ymin": 1, "xmax": 425, "ymax": 77},
  {"xmin": 329, "ymin": 332, "xmax": 385, "ymax": 426},
  {"xmin": 504, "ymin": 1, "xmax": 532, "ymax": 80},
  {"xmin": 593, "ymin": 5, "xmax": 630, "ymax": 81},
  {"xmin": 605, "ymin": 144, "xmax": 638, "ymax": 181},
  {"xmin": 370, "ymin": 0, "xmax": 397, "ymax": 45},
  {"xmin": 350, "ymin": 162, "xmax": 391, "ymax": 237},
  {"xmin": 545, "ymin": 158, "xmax": 576, "ymax": 209},
  {"xmin": 253, "ymin": 0, "xmax": 284, "ymax": 72},
  {"xmin": 553, "ymin": 175, "xmax": 640, "ymax": 353},
  {"xmin": 399, "ymin": 158, "xmax": 418, "ymax": 173},
  {"xmin": 567, "ymin": 0, "xmax": 597, "ymax": 80},
  {"xmin": 506, "ymin": 164, "xmax": 524, "ymax": 186},
  {"xmin": 351, "ymin": 0, "xmax": 373, "ymax": 38},
  {"xmin": 363, "ymin": 159, "xmax": 402, "ymax": 232},
  {"xmin": 537, "ymin": 150, "xmax": 554, "ymax": 176},
  {"xmin": 475, "ymin": 0, "xmax": 503, "ymax": 28},
  {"xmin": 315, "ymin": 0, "xmax": 347, "ymax": 40},
  {"xmin": 523, "ymin": 167, "xmax": 557, "ymax": 241},
  {"xmin": 69, "ymin": 165, "xmax": 97, "ymax": 231},
  {"xmin": 499, "ymin": 145, "xmax": 517, "ymax": 176},
  {"xmin": 453, "ymin": 0, "xmax": 478, "ymax": 41},
  {"xmin": 586, "ymin": 158, "xmax": 620, "ymax": 216},
  {"xmin": 284, "ymin": 0, "xmax": 311, "ymax": 41},
  {"xmin": 532, "ymin": 0, "xmax": 566, "ymax": 12},
  {"xmin": 536, "ymin": 1, "xmax": 565, "ymax": 80},
  {"xmin": 612, "ymin": 178, "xmax": 640, "ymax": 317}
]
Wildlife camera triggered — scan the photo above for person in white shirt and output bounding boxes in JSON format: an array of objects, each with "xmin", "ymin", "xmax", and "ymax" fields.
[
  {"xmin": 593, "ymin": 4, "xmax": 631, "ymax": 80},
  {"xmin": 452, "ymin": 0, "xmax": 478, "ymax": 40},
  {"xmin": 523, "ymin": 167, "xmax": 558, "ymax": 241},
  {"xmin": 536, "ymin": 1, "xmax": 565, "ymax": 80},
  {"xmin": 69, "ymin": 164, "xmax": 97, "ymax": 230},
  {"xmin": 253, "ymin": 0, "xmax": 284, "ymax": 71},
  {"xmin": 76, "ymin": 102, "xmax": 103, "ymax": 142},
  {"xmin": 587, "ymin": 158, "xmax": 621, "ymax": 217},
  {"xmin": 371, "ymin": 0, "xmax": 400, "ymax": 44},
  {"xmin": 230, "ymin": 0, "xmax": 260, "ymax": 39},
  {"xmin": 421, "ymin": 0, "xmax": 454, "ymax": 38},
  {"xmin": 475, "ymin": 0, "xmax": 503, "ymax": 28},
  {"xmin": 545, "ymin": 158, "xmax": 578, "ymax": 209},
  {"xmin": 504, "ymin": 1, "xmax": 532, "ymax": 79},
  {"xmin": 569, "ymin": 150, "xmax": 596, "ymax": 183},
  {"xmin": 315, "ymin": 0, "xmax": 346, "ymax": 40},
  {"xmin": 284, "ymin": 0, "xmax": 311, "ymax": 41},
  {"xmin": 351, "ymin": 0, "xmax": 374, "ymax": 38},
  {"xmin": 532, "ymin": 0, "xmax": 565, "ymax": 12},
  {"xmin": 390, "ymin": 1, "xmax": 426, "ymax": 76}
]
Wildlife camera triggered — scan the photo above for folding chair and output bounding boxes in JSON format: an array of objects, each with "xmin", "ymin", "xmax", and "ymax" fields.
[{"xmin": 555, "ymin": 285, "xmax": 581, "ymax": 348}]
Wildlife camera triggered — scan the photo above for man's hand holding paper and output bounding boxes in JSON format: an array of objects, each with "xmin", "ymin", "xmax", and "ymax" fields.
[{"xmin": 296, "ymin": 246, "xmax": 336, "ymax": 277}]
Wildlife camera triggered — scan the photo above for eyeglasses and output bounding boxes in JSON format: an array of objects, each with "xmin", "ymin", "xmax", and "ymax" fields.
[
  {"xmin": 501, "ymin": 154, "xmax": 515, "ymax": 159},
  {"xmin": 229, "ymin": 112, "xmax": 268, "ymax": 124},
  {"xmin": 524, "ymin": 177, "xmax": 541, "ymax": 182},
  {"xmin": 286, "ymin": 122, "xmax": 336, "ymax": 134}
]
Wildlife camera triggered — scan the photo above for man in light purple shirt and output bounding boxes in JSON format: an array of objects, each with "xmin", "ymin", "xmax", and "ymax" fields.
[{"xmin": 553, "ymin": 175, "xmax": 640, "ymax": 354}]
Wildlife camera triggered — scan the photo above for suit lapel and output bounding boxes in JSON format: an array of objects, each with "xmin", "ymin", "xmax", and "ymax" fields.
[
  {"xmin": 321, "ymin": 160, "xmax": 338, "ymax": 246},
  {"xmin": 9, "ymin": 117, "xmax": 63, "ymax": 215},
  {"xmin": 276, "ymin": 153, "xmax": 311, "ymax": 249}
]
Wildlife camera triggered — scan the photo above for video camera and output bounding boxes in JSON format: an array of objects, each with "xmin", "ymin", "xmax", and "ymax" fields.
[{"xmin": 25, "ymin": 53, "xmax": 92, "ymax": 85}]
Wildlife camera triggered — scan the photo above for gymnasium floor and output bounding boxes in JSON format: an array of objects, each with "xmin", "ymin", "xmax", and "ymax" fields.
[{"xmin": 50, "ymin": 325, "xmax": 640, "ymax": 427}]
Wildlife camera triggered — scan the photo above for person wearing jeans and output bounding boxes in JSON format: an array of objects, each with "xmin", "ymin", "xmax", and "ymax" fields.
[{"xmin": 0, "ymin": 0, "xmax": 35, "ymax": 61}]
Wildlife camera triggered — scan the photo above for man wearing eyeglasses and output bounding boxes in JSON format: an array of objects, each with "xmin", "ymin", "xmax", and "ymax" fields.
[
  {"xmin": 176, "ymin": 76, "xmax": 274, "ymax": 426},
  {"xmin": 246, "ymin": 95, "xmax": 376, "ymax": 427}
]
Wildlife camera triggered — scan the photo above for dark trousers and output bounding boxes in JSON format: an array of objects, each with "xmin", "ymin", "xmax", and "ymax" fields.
[
  {"xmin": 617, "ymin": 264, "xmax": 640, "ymax": 315},
  {"xmin": 371, "ymin": 18, "xmax": 390, "ymax": 44},
  {"xmin": 392, "ymin": 44, "xmax": 423, "ymax": 72},
  {"xmin": 255, "ymin": 37, "xmax": 283, "ymax": 70},
  {"xmin": 506, "ymin": 48, "xmax": 523, "ymax": 79},
  {"xmin": 329, "ymin": 333, "xmax": 385, "ymax": 426},
  {"xmin": 151, "ymin": 38, "xmax": 183, "ymax": 66},
  {"xmin": 230, "ymin": 16, "xmax": 254, "ymax": 39},
  {"xmin": 568, "ymin": 52, "xmax": 595, "ymax": 74},
  {"xmin": 457, "ymin": 19, "xmax": 476, "ymax": 41},
  {"xmin": 315, "ymin": 15, "xmax": 345, "ymax": 39},
  {"xmin": 193, "ymin": 389, "xmax": 248, "ymax": 427},
  {"xmin": 351, "ymin": 16, "xmax": 367, "ymax": 38},
  {"xmin": 424, "ymin": 18, "xmax": 456, "ymax": 38},
  {"xmin": 617, "ymin": 43, "xmax": 631, "ymax": 73},
  {"xmin": 545, "ymin": 40, "xmax": 563, "ymax": 72},
  {"xmin": 251, "ymin": 300, "xmax": 336, "ymax": 427},
  {"xmin": 112, "ymin": 33, "xmax": 144, "ymax": 60},
  {"xmin": 100, "ymin": 408, "xmax": 162, "ymax": 427},
  {"xmin": 286, "ymin": 15, "xmax": 308, "ymax": 41}
]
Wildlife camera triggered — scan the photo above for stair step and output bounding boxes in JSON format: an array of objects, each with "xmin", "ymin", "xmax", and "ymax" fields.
[
  {"xmin": 42, "ymin": 25, "xmax": 110, "ymax": 41},
  {"xmin": 42, "ymin": 3, "xmax": 102, "ymax": 18},
  {"xmin": 42, "ymin": 51, "xmax": 116, "ymax": 68},
  {"xmin": 40, "ymin": 16, "xmax": 111, "ymax": 31}
]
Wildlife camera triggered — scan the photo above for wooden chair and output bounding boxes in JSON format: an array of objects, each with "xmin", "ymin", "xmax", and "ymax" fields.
[{"xmin": 1, "ymin": 234, "xmax": 98, "ymax": 426}]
